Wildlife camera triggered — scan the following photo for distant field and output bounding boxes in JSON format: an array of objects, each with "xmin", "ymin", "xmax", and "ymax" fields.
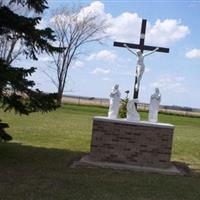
[
  {"xmin": 62, "ymin": 96, "xmax": 200, "ymax": 117},
  {"xmin": 0, "ymin": 104, "xmax": 200, "ymax": 200}
]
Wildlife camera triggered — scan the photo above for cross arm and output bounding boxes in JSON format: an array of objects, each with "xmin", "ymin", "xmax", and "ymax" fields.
[
  {"xmin": 114, "ymin": 41, "xmax": 169, "ymax": 54},
  {"xmin": 143, "ymin": 45, "xmax": 170, "ymax": 53},
  {"xmin": 113, "ymin": 41, "xmax": 141, "ymax": 49}
]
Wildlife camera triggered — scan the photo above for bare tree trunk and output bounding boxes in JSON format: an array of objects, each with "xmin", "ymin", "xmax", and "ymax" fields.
[
  {"xmin": 57, "ymin": 85, "xmax": 63, "ymax": 105},
  {"xmin": 57, "ymin": 93, "xmax": 62, "ymax": 105},
  {"xmin": 49, "ymin": 6, "xmax": 107, "ymax": 101},
  {"xmin": 0, "ymin": 34, "xmax": 22, "ymax": 64}
]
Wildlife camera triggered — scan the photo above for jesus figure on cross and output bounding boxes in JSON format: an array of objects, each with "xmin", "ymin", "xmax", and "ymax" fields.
[
  {"xmin": 114, "ymin": 19, "xmax": 169, "ymax": 101},
  {"xmin": 124, "ymin": 44, "xmax": 159, "ymax": 91}
]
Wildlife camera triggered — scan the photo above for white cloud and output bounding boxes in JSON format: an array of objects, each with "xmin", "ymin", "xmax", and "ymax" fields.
[
  {"xmin": 91, "ymin": 67, "xmax": 110, "ymax": 75},
  {"xmin": 107, "ymin": 12, "xmax": 141, "ymax": 43},
  {"xmin": 78, "ymin": 1, "xmax": 112, "ymax": 23},
  {"xmin": 87, "ymin": 50, "xmax": 117, "ymax": 62},
  {"xmin": 81, "ymin": 1, "xmax": 189, "ymax": 46},
  {"xmin": 72, "ymin": 61, "xmax": 84, "ymax": 68},
  {"xmin": 50, "ymin": 1, "xmax": 111, "ymax": 32},
  {"xmin": 146, "ymin": 19, "xmax": 190, "ymax": 45},
  {"xmin": 150, "ymin": 75, "xmax": 187, "ymax": 93},
  {"xmin": 185, "ymin": 49, "xmax": 200, "ymax": 59},
  {"xmin": 108, "ymin": 16, "xmax": 189, "ymax": 46}
]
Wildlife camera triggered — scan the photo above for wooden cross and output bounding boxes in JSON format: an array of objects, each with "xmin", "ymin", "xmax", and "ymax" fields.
[{"xmin": 114, "ymin": 19, "xmax": 170, "ymax": 101}]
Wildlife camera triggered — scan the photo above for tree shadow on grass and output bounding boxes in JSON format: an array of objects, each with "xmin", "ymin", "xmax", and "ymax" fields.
[
  {"xmin": 0, "ymin": 142, "xmax": 87, "ymax": 200},
  {"xmin": 1, "ymin": 143, "xmax": 200, "ymax": 200},
  {"xmin": 0, "ymin": 142, "xmax": 200, "ymax": 177},
  {"xmin": 0, "ymin": 142, "xmax": 85, "ymax": 172}
]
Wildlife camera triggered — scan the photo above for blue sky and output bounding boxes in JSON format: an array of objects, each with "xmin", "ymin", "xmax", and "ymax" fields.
[{"xmin": 29, "ymin": 0, "xmax": 200, "ymax": 108}]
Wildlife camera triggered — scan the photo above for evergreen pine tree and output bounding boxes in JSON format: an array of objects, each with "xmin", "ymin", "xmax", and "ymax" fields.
[{"xmin": 0, "ymin": 0, "xmax": 62, "ymax": 141}]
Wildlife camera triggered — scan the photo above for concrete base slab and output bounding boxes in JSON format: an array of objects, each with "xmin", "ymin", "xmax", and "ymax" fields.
[{"xmin": 72, "ymin": 155, "xmax": 183, "ymax": 176}]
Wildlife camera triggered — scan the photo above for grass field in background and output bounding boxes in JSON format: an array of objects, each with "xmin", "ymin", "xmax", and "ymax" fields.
[{"xmin": 0, "ymin": 104, "xmax": 200, "ymax": 200}]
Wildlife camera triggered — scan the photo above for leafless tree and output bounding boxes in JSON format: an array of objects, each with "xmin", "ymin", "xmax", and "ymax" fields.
[
  {"xmin": 50, "ymin": 6, "xmax": 108, "ymax": 105},
  {"xmin": 0, "ymin": 34, "xmax": 23, "ymax": 65},
  {"xmin": 0, "ymin": 0, "xmax": 33, "ymax": 64}
]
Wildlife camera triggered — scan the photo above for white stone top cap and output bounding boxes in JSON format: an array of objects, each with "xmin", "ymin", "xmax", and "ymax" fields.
[{"xmin": 93, "ymin": 116, "xmax": 175, "ymax": 129}]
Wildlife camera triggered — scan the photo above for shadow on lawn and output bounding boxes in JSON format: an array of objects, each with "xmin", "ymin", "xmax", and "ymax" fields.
[
  {"xmin": 0, "ymin": 142, "xmax": 199, "ymax": 177},
  {"xmin": 0, "ymin": 142, "xmax": 85, "ymax": 171},
  {"xmin": 1, "ymin": 143, "xmax": 200, "ymax": 200},
  {"xmin": 0, "ymin": 142, "xmax": 88, "ymax": 200},
  {"xmin": 1, "ymin": 142, "xmax": 200, "ymax": 200}
]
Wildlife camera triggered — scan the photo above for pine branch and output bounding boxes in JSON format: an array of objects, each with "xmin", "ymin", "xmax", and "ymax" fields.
[{"xmin": 9, "ymin": 0, "xmax": 48, "ymax": 13}]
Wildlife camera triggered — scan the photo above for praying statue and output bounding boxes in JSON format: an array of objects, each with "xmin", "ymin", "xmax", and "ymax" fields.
[
  {"xmin": 126, "ymin": 99, "xmax": 140, "ymax": 122},
  {"xmin": 148, "ymin": 88, "xmax": 161, "ymax": 123},
  {"xmin": 108, "ymin": 84, "xmax": 121, "ymax": 119},
  {"xmin": 124, "ymin": 44, "xmax": 159, "ymax": 91}
]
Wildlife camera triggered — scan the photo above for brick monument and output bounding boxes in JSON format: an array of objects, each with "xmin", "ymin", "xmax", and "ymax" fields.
[
  {"xmin": 77, "ymin": 117, "xmax": 181, "ymax": 175},
  {"xmin": 89, "ymin": 117, "xmax": 174, "ymax": 168}
]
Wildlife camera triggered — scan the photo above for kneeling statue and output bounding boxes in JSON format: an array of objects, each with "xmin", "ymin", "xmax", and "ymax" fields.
[{"xmin": 127, "ymin": 99, "xmax": 140, "ymax": 122}]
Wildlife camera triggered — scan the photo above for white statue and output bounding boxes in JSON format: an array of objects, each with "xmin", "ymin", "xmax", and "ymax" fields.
[
  {"xmin": 148, "ymin": 88, "xmax": 161, "ymax": 123},
  {"xmin": 124, "ymin": 44, "xmax": 159, "ymax": 91},
  {"xmin": 108, "ymin": 84, "xmax": 121, "ymax": 119},
  {"xmin": 126, "ymin": 99, "xmax": 140, "ymax": 122}
]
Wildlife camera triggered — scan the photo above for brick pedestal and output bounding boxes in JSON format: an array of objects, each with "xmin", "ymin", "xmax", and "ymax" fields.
[{"xmin": 88, "ymin": 116, "xmax": 175, "ymax": 168}]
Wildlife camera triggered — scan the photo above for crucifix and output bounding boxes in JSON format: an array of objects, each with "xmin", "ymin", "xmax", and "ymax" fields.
[{"xmin": 114, "ymin": 19, "xmax": 170, "ymax": 101}]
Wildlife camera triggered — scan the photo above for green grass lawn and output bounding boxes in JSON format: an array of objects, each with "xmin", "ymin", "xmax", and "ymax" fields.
[{"xmin": 0, "ymin": 104, "xmax": 200, "ymax": 200}]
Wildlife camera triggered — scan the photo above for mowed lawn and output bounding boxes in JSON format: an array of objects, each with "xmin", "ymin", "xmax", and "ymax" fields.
[{"xmin": 0, "ymin": 104, "xmax": 200, "ymax": 200}]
